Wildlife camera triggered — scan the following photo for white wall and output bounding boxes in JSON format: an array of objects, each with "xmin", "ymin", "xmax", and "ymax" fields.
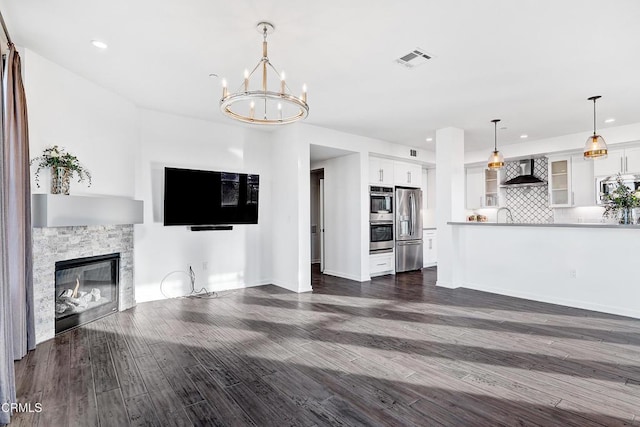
[
  {"xmin": 303, "ymin": 123, "xmax": 435, "ymax": 165},
  {"xmin": 24, "ymin": 49, "xmax": 138, "ymax": 197},
  {"xmin": 423, "ymin": 168, "xmax": 437, "ymax": 228},
  {"xmin": 270, "ymin": 126, "xmax": 312, "ymax": 293},
  {"xmin": 454, "ymin": 224, "xmax": 640, "ymax": 318},
  {"xmin": 134, "ymin": 109, "xmax": 274, "ymax": 302},
  {"xmin": 313, "ymin": 153, "xmax": 365, "ymax": 281}
]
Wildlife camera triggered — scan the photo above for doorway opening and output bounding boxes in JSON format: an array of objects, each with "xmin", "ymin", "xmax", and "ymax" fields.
[{"xmin": 310, "ymin": 169, "xmax": 325, "ymax": 272}]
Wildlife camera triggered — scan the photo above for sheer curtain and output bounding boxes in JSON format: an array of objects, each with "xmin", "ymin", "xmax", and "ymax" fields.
[{"xmin": 0, "ymin": 43, "xmax": 35, "ymax": 426}]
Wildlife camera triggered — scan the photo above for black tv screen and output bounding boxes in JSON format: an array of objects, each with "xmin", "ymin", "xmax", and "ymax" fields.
[{"xmin": 164, "ymin": 167, "xmax": 259, "ymax": 226}]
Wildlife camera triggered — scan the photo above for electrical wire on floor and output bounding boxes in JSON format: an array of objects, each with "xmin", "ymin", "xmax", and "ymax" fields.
[{"xmin": 159, "ymin": 266, "xmax": 218, "ymax": 300}]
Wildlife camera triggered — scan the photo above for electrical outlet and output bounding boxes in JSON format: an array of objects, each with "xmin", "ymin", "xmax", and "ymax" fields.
[
  {"xmin": 570, "ymin": 269, "xmax": 577, "ymax": 278},
  {"xmin": 202, "ymin": 261, "xmax": 208, "ymax": 270}
]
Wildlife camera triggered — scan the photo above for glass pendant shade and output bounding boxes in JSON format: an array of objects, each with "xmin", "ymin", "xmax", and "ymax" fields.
[
  {"xmin": 488, "ymin": 150, "xmax": 505, "ymax": 170},
  {"xmin": 583, "ymin": 134, "xmax": 608, "ymax": 159}
]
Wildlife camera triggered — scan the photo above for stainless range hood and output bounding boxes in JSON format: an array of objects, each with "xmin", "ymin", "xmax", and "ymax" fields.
[{"xmin": 500, "ymin": 159, "xmax": 547, "ymax": 187}]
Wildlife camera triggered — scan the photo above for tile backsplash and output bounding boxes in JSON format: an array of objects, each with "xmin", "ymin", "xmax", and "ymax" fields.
[{"xmin": 503, "ymin": 158, "xmax": 553, "ymax": 224}]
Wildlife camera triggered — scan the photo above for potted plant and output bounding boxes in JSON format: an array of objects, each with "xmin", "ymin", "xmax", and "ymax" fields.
[
  {"xmin": 602, "ymin": 173, "xmax": 640, "ymax": 224},
  {"xmin": 30, "ymin": 145, "xmax": 91, "ymax": 195}
]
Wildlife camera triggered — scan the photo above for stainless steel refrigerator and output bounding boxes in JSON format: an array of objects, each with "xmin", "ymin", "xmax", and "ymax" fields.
[{"xmin": 395, "ymin": 187, "xmax": 423, "ymax": 272}]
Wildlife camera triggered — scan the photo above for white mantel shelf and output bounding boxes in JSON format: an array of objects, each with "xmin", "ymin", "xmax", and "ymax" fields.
[
  {"xmin": 32, "ymin": 194, "xmax": 143, "ymax": 227},
  {"xmin": 448, "ymin": 221, "xmax": 640, "ymax": 229}
]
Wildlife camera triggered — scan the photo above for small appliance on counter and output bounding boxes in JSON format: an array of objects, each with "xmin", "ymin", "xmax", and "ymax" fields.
[{"xmin": 395, "ymin": 187, "xmax": 423, "ymax": 272}]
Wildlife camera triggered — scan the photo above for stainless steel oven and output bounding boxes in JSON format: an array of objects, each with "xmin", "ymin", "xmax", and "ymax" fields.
[
  {"xmin": 370, "ymin": 221, "xmax": 394, "ymax": 253},
  {"xmin": 370, "ymin": 186, "xmax": 393, "ymax": 222}
]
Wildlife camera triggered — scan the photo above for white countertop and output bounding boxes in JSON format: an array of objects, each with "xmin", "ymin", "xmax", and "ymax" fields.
[{"xmin": 448, "ymin": 221, "xmax": 640, "ymax": 229}]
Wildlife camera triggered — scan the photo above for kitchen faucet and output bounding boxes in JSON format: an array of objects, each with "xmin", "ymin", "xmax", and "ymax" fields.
[{"xmin": 497, "ymin": 207, "xmax": 514, "ymax": 224}]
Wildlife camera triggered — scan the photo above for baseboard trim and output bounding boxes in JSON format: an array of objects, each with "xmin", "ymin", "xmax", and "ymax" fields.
[
  {"xmin": 461, "ymin": 282, "xmax": 640, "ymax": 319},
  {"xmin": 436, "ymin": 280, "xmax": 459, "ymax": 289},
  {"xmin": 322, "ymin": 269, "xmax": 365, "ymax": 282}
]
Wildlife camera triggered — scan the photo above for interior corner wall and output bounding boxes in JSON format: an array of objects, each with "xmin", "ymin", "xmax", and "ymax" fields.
[
  {"xmin": 134, "ymin": 109, "xmax": 274, "ymax": 302},
  {"xmin": 315, "ymin": 152, "xmax": 364, "ymax": 282},
  {"xmin": 23, "ymin": 48, "xmax": 137, "ymax": 197},
  {"xmin": 270, "ymin": 126, "xmax": 311, "ymax": 293}
]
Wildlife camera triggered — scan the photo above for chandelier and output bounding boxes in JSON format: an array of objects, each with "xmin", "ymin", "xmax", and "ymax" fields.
[{"xmin": 220, "ymin": 22, "xmax": 309, "ymax": 125}]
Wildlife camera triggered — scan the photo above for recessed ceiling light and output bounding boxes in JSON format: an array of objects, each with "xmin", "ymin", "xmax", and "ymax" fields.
[
  {"xmin": 91, "ymin": 40, "xmax": 108, "ymax": 49},
  {"xmin": 520, "ymin": 134, "xmax": 528, "ymax": 139},
  {"xmin": 425, "ymin": 137, "xmax": 433, "ymax": 142},
  {"xmin": 604, "ymin": 118, "xmax": 616, "ymax": 123}
]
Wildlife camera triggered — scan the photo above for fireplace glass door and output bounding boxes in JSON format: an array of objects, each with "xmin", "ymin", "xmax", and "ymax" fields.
[{"xmin": 55, "ymin": 253, "xmax": 119, "ymax": 334}]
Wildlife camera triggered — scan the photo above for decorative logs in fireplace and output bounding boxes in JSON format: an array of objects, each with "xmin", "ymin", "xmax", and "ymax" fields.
[{"xmin": 55, "ymin": 278, "xmax": 102, "ymax": 315}]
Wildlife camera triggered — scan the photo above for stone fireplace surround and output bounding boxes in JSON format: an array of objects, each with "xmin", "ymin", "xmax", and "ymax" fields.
[{"xmin": 32, "ymin": 224, "xmax": 136, "ymax": 343}]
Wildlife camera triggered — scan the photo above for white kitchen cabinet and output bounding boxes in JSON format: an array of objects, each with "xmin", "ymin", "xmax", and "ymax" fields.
[
  {"xmin": 370, "ymin": 251, "xmax": 394, "ymax": 276},
  {"xmin": 394, "ymin": 161, "xmax": 422, "ymax": 188},
  {"xmin": 369, "ymin": 157, "xmax": 394, "ymax": 186},
  {"xmin": 624, "ymin": 147, "xmax": 640, "ymax": 174},
  {"xmin": 466, "ymin": 166, "xmax": 501, "ymax": 209},
  {"xmin": 570, "ymin": 154, "xmax": 596, "ymax": 206},
  {"xmin": 548, "ymin": 156, "xmax": 572, "ymax": 207},
  {"xmin": 593, "ymin": 149, "xmax": 624, "ymax": 177},
  {"xmin": 423, "ymin": 230, "xmax": 437, "ymax": 267},
  {"xmin": 465, "ymin": 167, "xmax": 484, "ymax": 209},
  {"xmin": 592, "ymin": 148, "xmax": 640, "ymax": 176}
]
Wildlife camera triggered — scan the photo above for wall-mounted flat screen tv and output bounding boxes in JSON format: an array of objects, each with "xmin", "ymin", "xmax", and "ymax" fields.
[{"xmin": 164, "ymin": 167, "xmax": 259, "ymax": 226}]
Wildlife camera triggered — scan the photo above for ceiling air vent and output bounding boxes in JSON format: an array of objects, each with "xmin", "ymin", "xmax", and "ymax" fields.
[{"xmin": 395, "ymin": 48, "xmax": 433, "ymax": 68}]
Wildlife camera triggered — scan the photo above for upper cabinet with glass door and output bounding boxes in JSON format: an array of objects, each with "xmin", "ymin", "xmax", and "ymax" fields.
[
  {"xmin": 465, "ymin": 166, "xmax": 502, "ymax": 209},
  {"xmin": 548, "ymin": 156, "xmax": 571, "ymax": 207}
]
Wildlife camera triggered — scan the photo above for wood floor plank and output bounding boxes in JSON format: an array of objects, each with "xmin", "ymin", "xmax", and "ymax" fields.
[
  {"xmin": 134, "ymin": 359, "xmax": 185, "ymax": 416},
  {"xmin": 96, "ymin": 388, "xmax": 129, "ymax": 427},
  {"xmin": 124, "ymin": 393, "xmax": 162, "ymax": 427},
  {"xmin": 108, "ymin": 334, "xmax": 147, "ymax": 398},
  {"xmin": 183, "ymin": 364, "xmax": 256, "ymax": 426},
  {"xmin": 90, "ymin": 339, "xmax": 119, "ymax": 394},
  {"xmin": 67, "ymin": 328, "xmax": 99, "ymax": 427},
  {"xmin": 40, "ymin": 334, "xmax": 71, "ymax": 410},
  {"xmin": 149, "ymin": 342, "xmax": 204, "ymax": 407}
]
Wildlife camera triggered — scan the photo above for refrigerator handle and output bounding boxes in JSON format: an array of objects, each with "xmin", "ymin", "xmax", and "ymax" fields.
[{"xmin": 409, "ymin": 193, "xmax": 415, "ymax": 236}]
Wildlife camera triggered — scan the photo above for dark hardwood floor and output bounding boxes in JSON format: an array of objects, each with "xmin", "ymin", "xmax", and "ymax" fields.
[{"xmin": 11, "ymin": 266, "xmax": 640, "ymax": 426}]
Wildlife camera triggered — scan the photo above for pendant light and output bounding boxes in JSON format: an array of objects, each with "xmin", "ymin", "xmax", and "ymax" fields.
[
  {"xmin": 583, "ymin": 96, "xmax": 608, "ymax": 159},
  {"xmin": 487, "ymin": 119, "xmax": 504, "ymax": 170}
]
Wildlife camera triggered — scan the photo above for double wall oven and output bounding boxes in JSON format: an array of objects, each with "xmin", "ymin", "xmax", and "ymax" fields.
[{"xmin": 370, "ymin": 186, "xmax": 394, "ymax": 252}]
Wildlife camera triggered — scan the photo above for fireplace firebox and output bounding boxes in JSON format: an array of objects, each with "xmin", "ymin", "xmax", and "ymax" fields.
[{"xmin": 54, "ymin": 253, "xmax": 120, "ymax": 334}]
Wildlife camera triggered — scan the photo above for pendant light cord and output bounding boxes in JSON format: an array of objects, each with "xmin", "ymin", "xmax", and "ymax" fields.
[
  {"xmin": 491, "ymin": 118, "xmax": 500, "ymax": 152},
  {"xmin": 593, "ymin": 97, "xmax": 597, "ymax": 136}
]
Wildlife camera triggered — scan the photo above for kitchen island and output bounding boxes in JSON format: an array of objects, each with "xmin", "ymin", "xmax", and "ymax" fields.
[{"xmin": 446, "ymin": 221, "xmax": 640, "ymax": 319}]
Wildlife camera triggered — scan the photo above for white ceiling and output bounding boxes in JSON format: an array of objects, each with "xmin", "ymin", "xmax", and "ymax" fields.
[{"xmin": 3, "ymin": 0, "xmax": 640, "ymax": 152}]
